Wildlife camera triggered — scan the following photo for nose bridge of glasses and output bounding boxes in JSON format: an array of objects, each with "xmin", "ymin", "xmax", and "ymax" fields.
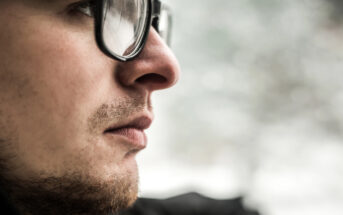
[
  {"xmin": 151, "ymin": 1, "xmax": 172, "ymax": 46},
  {"xmin": 151, "ymin": 0, "xmax": 164, "ymax": 32},
  {"xmin": 152, "ymin": 0, "xmax": 162, "ymax": 17}
]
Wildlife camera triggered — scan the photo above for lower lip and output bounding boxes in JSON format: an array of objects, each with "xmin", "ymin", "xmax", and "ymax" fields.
[{"xmin": 105, "ymin": 128, "xmax": 147, "ymax": 148}]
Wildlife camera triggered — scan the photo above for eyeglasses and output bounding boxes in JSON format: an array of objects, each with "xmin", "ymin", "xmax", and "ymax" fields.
[{"xmin": 94, "ymin": 0, "xmax": 172, "ymax": 62}]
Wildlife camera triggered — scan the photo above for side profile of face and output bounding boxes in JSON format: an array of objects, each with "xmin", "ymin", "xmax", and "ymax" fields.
[{"xmin": 0, "ymin": 0, "xmax": 179, "ymax": 214}]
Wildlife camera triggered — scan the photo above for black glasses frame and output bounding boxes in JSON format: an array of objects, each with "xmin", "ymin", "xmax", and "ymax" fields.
[{"xmin": 94, "ymin": 0, "xmax": 168, "ymax": 62}]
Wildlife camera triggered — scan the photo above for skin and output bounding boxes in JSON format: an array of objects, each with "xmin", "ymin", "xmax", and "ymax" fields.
[{"xmin": 0, "ymin": 0, "xmax": 179, "ymax": 214}]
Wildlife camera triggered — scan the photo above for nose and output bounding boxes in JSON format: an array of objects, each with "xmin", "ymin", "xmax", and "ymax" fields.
[{"xmin": 116, "ymin": 29, "xmax": 180, "ymax": 92}]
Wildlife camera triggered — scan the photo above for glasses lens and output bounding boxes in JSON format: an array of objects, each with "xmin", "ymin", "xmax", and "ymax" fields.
[
  {"xmin": 156, "ymin": 5, "xmax": 172, "ymax": 46},
  {"xmin": 102, "ymin": 0, "xmax": 149, "ymax": 58}
]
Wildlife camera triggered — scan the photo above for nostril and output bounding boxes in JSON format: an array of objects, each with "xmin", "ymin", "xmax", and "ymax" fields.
[{"xmin": 136, "ymin": 73, "xmax": 167, "ymax": 85}]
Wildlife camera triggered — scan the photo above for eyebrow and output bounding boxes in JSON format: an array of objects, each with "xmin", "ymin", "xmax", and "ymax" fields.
[
  {"xmin": 26, "ymin": 0, "xmax": 93, "ymax": 8},
  {"xmin": 29, "ymin": 0, "xmax": 84, "ymax": 5}
]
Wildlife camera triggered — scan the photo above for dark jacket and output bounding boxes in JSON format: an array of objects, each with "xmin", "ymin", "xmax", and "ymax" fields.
[
  {"xmin": 0, "ymin": 190, "xmax": 259, "ymax": 215},
  {"xmin": 119, "ymin": 193, "xmax": 259, "ymax": 215}
]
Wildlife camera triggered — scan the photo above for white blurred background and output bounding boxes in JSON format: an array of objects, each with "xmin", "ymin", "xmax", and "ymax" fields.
[{"xmin": 137, "ymin": 0, "xmax": 343, "ymax": 215}]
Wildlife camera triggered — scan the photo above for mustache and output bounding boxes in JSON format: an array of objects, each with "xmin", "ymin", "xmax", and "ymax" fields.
[{"xmin": 87, "ymin": 96, "xmax": 151, "ymax": 134}]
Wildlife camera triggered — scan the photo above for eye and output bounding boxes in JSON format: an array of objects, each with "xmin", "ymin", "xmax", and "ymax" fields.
[{"xmin": 69, "ymin": 0, "xmax": 96, "ymax": 17}]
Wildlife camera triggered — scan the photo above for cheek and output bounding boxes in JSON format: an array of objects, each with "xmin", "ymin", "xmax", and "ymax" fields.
[{"xmin": 0, "ymin": 11, "xmax": 120, "ymax": 177}]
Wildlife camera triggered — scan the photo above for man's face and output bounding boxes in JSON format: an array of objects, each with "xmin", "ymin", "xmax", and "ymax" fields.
[{"xmin": 0, "ymin": 0, "xmax": 179, "ymax": 214}]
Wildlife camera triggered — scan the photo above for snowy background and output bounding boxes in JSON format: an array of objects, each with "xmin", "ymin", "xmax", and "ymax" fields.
[{"xmin": 138, "ymin": 0, "xmax": 343, "ymax": 215}]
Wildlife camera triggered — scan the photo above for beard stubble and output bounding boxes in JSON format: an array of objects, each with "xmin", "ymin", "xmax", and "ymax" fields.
[{"xmin": 0, "ymin": 95, "xmax": 150, "ymax": 215}]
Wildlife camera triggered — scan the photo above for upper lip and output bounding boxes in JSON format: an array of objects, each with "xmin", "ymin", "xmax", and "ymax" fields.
[{"xmin": 104, "ymin": 115, "xmax": 153, "ymax": 133}]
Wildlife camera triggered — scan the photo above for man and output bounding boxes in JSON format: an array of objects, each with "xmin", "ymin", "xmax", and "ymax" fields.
[
  {"xmin": 0, "ymin": 0, "xmax": 259, "ymax": 215},
  {"xmin": 0, "ymin": 0, "xmax": 178, "ymax": 214}
]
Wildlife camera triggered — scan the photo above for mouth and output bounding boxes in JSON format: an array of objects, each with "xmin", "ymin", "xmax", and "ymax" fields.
[{"xmin": 104, "ymin": 116, "xmax": 152, "ymax": 154}]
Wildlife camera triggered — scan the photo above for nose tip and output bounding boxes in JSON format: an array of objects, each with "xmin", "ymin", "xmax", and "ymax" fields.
[{"xmin": 116, "ymin": 29, "xmax": 180, "ymax": 91}]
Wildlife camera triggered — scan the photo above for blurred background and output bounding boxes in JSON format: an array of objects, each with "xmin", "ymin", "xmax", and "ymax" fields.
[{"xmin": 138, "ymin": 0, "xmax": 343, "ymax": 215}]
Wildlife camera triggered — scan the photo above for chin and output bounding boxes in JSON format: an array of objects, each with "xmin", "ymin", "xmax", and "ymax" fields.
[{"xmin": 1, "ymin": 163, "xmax": 139, "ymax": 215}]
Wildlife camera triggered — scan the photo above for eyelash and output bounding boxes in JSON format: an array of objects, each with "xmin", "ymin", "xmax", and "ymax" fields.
[{"xmin": 68, "ymin": 0, "xmax": 96, "ymax": 17}]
